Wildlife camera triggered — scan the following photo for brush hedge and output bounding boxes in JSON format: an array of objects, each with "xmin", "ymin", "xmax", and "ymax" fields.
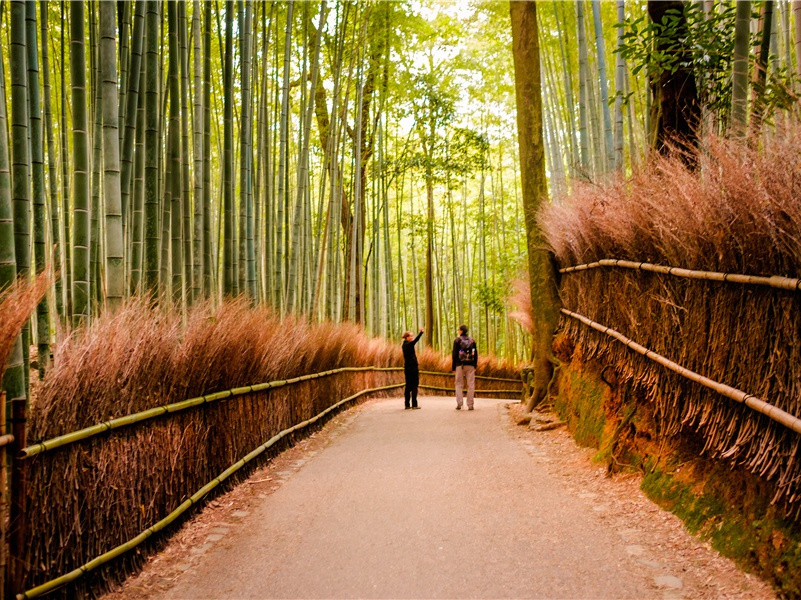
[
  {"xmin": 21, "ymin": 299, "xmax": 519, "ymax": 597},
  {"xmin": 542, "ymin": 133, "xmax": 801, "ymax": 517}
]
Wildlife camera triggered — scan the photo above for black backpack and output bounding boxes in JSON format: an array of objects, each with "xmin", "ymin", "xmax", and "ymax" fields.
[{"xmin": 458, "ymin": 336, "xmax": 476, "ymax": 365}]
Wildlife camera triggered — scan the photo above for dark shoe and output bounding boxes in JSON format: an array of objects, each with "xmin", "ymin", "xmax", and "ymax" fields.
[
  {"xmin": 404, "ymin": 407, "xmax": 411, "ymax": 410},
  {"xmin": 468, "ymin": 407, "xmax": 474, "ymax": 411},
  {"xmin": 455, "ymin": 406, "xmax": 462, "ymax": 410},
  {"xmin": 412, "ymin": 406, "xmax": 421, "ymax": 410}
]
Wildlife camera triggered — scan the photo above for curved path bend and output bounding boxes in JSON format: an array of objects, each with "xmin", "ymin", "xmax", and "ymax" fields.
[{"xmin": 110, "ymin": 396, "xmax": 773, "ymax": 600}]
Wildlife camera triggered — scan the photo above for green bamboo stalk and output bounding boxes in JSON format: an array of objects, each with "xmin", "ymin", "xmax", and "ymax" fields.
[
  {"xmin": 130, "ymin": 54, "xmax": 146, "ymax": 294},
  {"xmin": 178, "ymin": 1, "xmax": 192, "ymax": 305},
  {"xmin": 167, "ymin": 1, "xmax": 184, "ymax": 307},
  {"xmin": 40, "ymin": 2, "xmax": 63, "ymax": 321},
  {"xmin": 17, "ymin": 381, "xmax": 406, "ymax": 600},
  {"xmin": 730, "ymin": 0, "xmax": 751, "ymax": 138},
  {"xmin": 144, "ymin": 0, "xmax": 161, "ymax": 294},
  {"xmin": 26, "ymin": 0, "xmax": 50, "ymax": 376},
  {"xmin": 60, "ymin": 1, "xmax": 72, "ymax": 316},
  {"xmin": 240, "ymin": 0, "xmax": 256, "ymax": 300},
  {"xmin": 202, "ymin": 0, "xmax": 213, "ymax": 298},
  {"xmin": 10, "ymin": 0, "xmax": 31, "ymax": 393},
  {"xmin": 591, "ymin": 0, "xmax": 614, "ymax": 173},
  {"xmin": 100, "ymin": 0, "xmax": 124, "ymax": 310},
  {"xmin": 120, "ymin": 0, "xmax": 145, "ymax": 239},
  {"xmin": 222, "ymin": 0, "xmax": 235, "ymax": 296},
  {"xmin": 192, "ymin": 0, "xmax": 203, "ymax": 302},
  {"xmin": 0, "ymin": 24, "xmax": 26, "ymax": 412},
  {"xmin": 576, "ymin": 0, "xmax": 591, "ymax": 177},
  {"xmin": 89, "ymin": 2, "xmax": 103, "ymax": 308}
]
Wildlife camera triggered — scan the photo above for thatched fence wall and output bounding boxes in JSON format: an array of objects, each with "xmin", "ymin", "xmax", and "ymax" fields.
[
  {"xmin": 541, "ymin": 134, "xmax": 801, "ymax": 520},
  {"xmin": 6, "ymin": 300, "xmax": 520, "ymax": 599}
]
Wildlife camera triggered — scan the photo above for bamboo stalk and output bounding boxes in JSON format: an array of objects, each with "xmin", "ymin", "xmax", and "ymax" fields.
[
  {"xmin": 21, "ymin": 366, "xmax": 404, "ymax": 458},
  {"xmin": 17, "ymin": 382, "xmax": 405, "ymax": 600},
  {"xmin": 560, "ymin": 258, "xmax": 801, "ymax": 292},
  {"xmin": 561, "ymin": 308, "xmax": 801, "ymax": 436}
]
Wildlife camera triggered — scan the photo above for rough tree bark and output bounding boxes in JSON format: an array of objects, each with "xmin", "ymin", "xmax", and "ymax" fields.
[
  {"xmin": 647, "ymin": 1, "xmax": 701, "ymax": 158},
  {"xmin": 510, "ymin": 1, "xmax": 560, "ymax": 412}
]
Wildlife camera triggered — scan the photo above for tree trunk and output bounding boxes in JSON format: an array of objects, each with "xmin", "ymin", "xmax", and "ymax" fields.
[
  {"xmin": 647, "ymin": 0, "xmax": 700, "ymax": 157},
  {"xmin": 510, "ymin": 0, "xmax": 560, "ymax": 412}
]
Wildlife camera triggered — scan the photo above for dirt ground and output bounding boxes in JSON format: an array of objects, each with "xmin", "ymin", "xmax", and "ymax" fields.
[{"xmin": 102, "ymin": 397, "xmax": 774, "ymax": 600}]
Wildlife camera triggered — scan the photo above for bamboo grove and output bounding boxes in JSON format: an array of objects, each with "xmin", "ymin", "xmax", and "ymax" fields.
[{"xmin": 0, "ymin": 0, "xmax": 534, "ymax": 409}]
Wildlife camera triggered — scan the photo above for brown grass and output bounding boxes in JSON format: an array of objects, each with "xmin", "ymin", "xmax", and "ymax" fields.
[
  {"xmin": 541, "ymin": 132, "xmax": 801, "ymax": 517},
  {"xmin": 0, "ymin": 272, "xmax": 50, "ymax": 381},
  {"xmin": 22, "ymin": 299, "xmax": 520, "ymax": 596}
]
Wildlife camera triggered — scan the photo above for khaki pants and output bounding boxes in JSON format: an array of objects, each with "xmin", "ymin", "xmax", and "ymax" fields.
[{"xmin": 455, "ymin": 365, "xmax": 475, "ymax": 409}]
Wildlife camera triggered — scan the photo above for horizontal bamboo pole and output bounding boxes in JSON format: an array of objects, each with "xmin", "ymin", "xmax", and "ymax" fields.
[
  {"xmin": 21, "ymin": 367, "xmax": 404, "ymax": 459},
  {"xmin": 17, "ymin": 382, "xmax": 406, "ymax": 600},
  {"xmin": 419, "ymin": 371, "xmax": 521, "ymax": 383},
  {"xmin": 0, "ymin": 434, "xmax": 15, "ymax": 448},
  {"xmin": 560, "ymin": 258, "xmax": 800, "ymax": 292},
  {"xmin": 561, "ymin": 308, "xmax": 801, "ymax": 436},
  {"xmin": 418, "ymin": 385, "xmax": 521, "ymax": 394}
]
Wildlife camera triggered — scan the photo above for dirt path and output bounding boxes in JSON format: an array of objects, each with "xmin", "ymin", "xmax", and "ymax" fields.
[{"xmin": 105, "ymin": 396, "xmax": 774, "ymax": 599}]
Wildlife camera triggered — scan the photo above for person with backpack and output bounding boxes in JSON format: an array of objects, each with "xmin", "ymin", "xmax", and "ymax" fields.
[
  {"xmin": 402, "ymin": 328, "xmax": 424, "ymax": 410},
  {"xmin": 452, "ymin": 324, "xmax": 477, "ymax": 410}
]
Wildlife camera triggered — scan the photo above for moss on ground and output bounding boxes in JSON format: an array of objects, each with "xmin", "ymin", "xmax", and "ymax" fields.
[{"xmin": 553, "ymin": 354, "xmax": 801, "ymax": 597}]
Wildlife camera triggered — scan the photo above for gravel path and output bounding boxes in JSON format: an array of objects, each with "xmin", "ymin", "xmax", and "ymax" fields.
[{"xmin": 106, "ymin": 396, "xmax": 774, "ymax": 600}]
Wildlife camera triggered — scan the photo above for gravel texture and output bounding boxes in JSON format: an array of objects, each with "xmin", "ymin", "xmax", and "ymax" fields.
[{"xmin": 103, "ymin": 396, "xmax": 774, "ymax": 600}]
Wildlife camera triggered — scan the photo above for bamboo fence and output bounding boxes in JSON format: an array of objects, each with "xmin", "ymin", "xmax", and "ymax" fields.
[
  {"xmin": 560, "ymin": 258, "xmax": 801, "ymax": 292},
  {"xmin": 561, "ymin": 308, "xmax": 801, "ymax": 436},
  {"xmin": 13, "ymin": 366, "xmax": 521, "ymax": 598},
  {"xmin": 556, "ymin": 263, "xmax": 801, "ymax": 514},
  {"xmin": 17, "ymin": 381, "xmax": 406, "ymax": 599}
]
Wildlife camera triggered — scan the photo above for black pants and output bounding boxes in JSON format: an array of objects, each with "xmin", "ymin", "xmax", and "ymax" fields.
[{"xmin": 404, "ymin": 369, "xmax": 419, "ymax": 408}]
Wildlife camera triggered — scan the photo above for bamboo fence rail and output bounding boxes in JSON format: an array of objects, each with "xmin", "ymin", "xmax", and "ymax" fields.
[
  {"xmin": 561, "ymin": 308, "xmax": 801, "ymax": 436},
  {"xmin": 560, "ymin": 258, "xmax": 801, "ymax": 292},
  {"xmin": 21, "ymin": 368, "xmax": 520, "ymax": 458},
  {"xmin": 17, "ymin": 382, "xmax": 406, "ymax": 600}
]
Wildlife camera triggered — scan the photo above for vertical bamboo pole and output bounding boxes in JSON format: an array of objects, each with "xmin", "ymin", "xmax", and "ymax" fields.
[
  {"xmin": 7, "ymin": 398, "xmax": 27, "ymax": 599},
  {"xmin": 0, "ymin": 391, "xmax": 6, "ymax": 598}
]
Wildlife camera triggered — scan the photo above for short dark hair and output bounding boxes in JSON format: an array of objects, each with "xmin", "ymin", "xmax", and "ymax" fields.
[{"xmin": 459, "ymin": 324, "xmax": 468, "ymax": 334}]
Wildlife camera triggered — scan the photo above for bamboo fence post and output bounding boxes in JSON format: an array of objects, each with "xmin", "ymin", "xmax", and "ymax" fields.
[
  {"xmin": 7, "ymin": 398, "xmax": 27, "ymax": 600},
  {"xmin": 0, "ymin": 391, "xmax": 6, "ymax": 598}
]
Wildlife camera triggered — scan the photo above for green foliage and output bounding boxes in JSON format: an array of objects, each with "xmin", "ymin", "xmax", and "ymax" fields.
[{"xmin": 617, "ymin": 2, "xmax": 797, "ymax": 125}]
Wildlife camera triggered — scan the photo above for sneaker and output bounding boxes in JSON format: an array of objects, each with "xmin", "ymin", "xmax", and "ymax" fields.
[
  {"xmin": 455, "ymin": 406, "xmax": 462, "ymax": 410},
  {"xmin": 412, "ymin": 406, "xmax": 421, "ymax": 410},
  {"xmin": 468, "ymin": 407, "xmax": 474, "ymax": 411}
]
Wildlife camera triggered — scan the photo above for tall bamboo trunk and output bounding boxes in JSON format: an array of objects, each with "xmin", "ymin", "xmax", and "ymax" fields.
[
  {"xmin": 222, "ymin": 0, "xmax": 235, "ymax": 296},
  {"xmin": 144, "ymin": 0, "xmax": 161, "ymax": 294},
  {"xmin": 591, "ymin": 0, "xmax": 614, "ymax": 172},
  {"xmin": 100, "ymin": 0, "xmax": 124, "ymax": 310},
  {"xmin": 191, "ymin": 0, "xmax": 203, "ymax": 302},
  {"xmin": 0, "ymin": 13, "xmax": 27, "ymax": 416},
  {"xmin": 576, "ymin": 0, "xmax": 591, "ymax": 177},
  {"xmin": 731, "ymin": 0, "xmax": 751, "ymax": 139},
  {"xmin": 40, "ymin": 2, "xmax": 64, "ymax": 322},
  {"xmin": 167, "ymin": 1, "xmax": 184, "ymax": 307},
  {"xmin": 26, "ymin": 1, "xmax": 49, "ymax": 376}
]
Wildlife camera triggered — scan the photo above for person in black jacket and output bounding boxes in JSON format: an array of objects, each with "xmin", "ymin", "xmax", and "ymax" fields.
[
  {"xmin": 402, "ymin": 328, "xmax": 424, "ymax": 409},
  {"xmin": 452, "ymin": 324, "xmax": 477, "ymax": 410}
]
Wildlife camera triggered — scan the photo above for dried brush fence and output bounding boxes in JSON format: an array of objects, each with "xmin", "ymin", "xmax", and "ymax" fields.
[
  {"xmin": 7, "ymin": 299, "xmax": 520, "ymax": 598},
  {"xmin": 542, "ymin": 133, "xmax": 801, "ymax": 520}
]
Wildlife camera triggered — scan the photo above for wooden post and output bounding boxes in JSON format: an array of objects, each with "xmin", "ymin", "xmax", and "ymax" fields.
[
  {"xmin": 0, "ymin": 391, "xmax": 6, "ymax": 598},
  {"xmin": 7, "ymin": 398, "xmax": 26, "ymax": 600}
]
